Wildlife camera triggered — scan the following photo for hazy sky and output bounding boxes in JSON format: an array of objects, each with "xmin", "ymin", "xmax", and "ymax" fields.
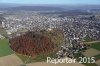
[{"xmin": 0, "ymin": 0, "xmax": 100, "ymax": 5}]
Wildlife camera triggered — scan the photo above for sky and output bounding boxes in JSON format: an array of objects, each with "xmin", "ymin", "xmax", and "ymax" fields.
[{"xmin": 0, "ymin": 0, "xmax": 100, "ymax": 5}]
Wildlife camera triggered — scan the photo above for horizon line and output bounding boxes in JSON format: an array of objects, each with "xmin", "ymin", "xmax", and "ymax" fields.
[{"xmin": 0, "ymin": 2, "xmax": 100, "ymax": 6}]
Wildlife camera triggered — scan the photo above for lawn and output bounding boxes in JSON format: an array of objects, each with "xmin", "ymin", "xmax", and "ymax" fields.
[
  {"xmin": 0, "ymin": 39, "xmax": 13, "ymax": 57},
  {"xmin": 91, "ymin": 42, "xmax": 100, "ymax": 51}
]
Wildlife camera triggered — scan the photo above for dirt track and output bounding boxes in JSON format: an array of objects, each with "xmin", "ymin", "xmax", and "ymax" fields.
[
  {"xmin": 27, "ymin": 61, "xmax": 84, "ymax": 66},
  {"xmin": 0, "ymin": 54, "xmax": 84, "ymax": 66},
  {"xmin": 96, "ymin": 60, "xmax": 100, "ymax": 66},
  {"xmin": 85, "ymin": 41, "xmax": 100, "ymax": 44},
  {"xmin": 0, "ymin": 54, "xmax": 23, "ymax": 66}
]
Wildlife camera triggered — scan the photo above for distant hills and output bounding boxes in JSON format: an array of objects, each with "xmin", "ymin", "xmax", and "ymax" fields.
[
  {"xmin": 0, "ymin": 3, "xmax": 100, "ymax": 11},
  {"xmin": 4, "ymin": 6, "xmax": 64, "ymax": 11},
  {"xmin": 0, "ymin": 3, "xmax": 64, "ymax": 11},
  {"xmin": 0, "ymin": 3, "xmax": 22, "ymax": 9}
]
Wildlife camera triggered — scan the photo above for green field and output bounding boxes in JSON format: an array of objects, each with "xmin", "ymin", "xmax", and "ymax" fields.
[
  {"xmin": 94, "ymin": 54, "xmax": 100, "ymax": 60},
  {"xmin": 91, "ymin": 42, "xmax": 100, "ymax": 51},
  {"xmin": 0, "ymin": 39, "xmax": 13, "ymax": 57}
]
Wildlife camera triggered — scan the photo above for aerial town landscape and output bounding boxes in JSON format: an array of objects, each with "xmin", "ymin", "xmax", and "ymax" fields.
[{"xmin": 0, "ymin": 0, "xmax": 100, "ymax": 66}]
